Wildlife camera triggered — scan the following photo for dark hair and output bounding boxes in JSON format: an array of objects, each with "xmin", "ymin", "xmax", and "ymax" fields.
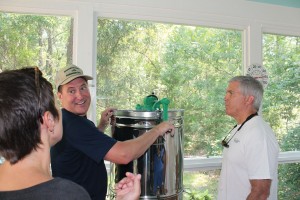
[
  {"xmin": 0, "ymin": 67, "xmax": 59, "ymax": 164},
  {"xmin": 57, "ymin": 85, "xmax": 62, "ymax": 93}
]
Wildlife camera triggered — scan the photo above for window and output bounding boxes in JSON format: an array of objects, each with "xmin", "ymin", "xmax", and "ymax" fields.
[
  {"xmin": 263, "ymin": 33, "xmax": 300, "ymax": 200},
  {"xmin": 263, "ymin": 34, "xmax": 300, "ymax": 149},
  {"xmin": 0, "ymin": 12, "xmax": 73, "ymax": 85},
  {"xmin": 96, "ymin": 18, "xmax": 243, "ymax": 158},
  {"xmin": 96, "ymin": 18, "xmax": 243, "ymax": 199},
  {"xmin": 278, "ymin": 163, "xmax": 300, "ymax": 199},
  {"xmin": 183, "ymin": 170, "xmax": 220, "ymax": 199},
  {"xmin": 97, "ymin": 19, "xmax": 300, "ymax": 199}
]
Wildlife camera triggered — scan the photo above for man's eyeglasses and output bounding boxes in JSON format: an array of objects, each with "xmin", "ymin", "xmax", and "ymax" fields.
[
  {"xmin": 221, "ymin": 112, "xmax": 258, "ymax": 148},
  {"xmin": 221, "ymin": 125, "xmax": 237, "ymax": 148}
]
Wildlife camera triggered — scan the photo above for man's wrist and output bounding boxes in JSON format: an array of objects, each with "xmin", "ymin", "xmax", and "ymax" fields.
[{"xmin": 98, "ymin": 122, "xmax": 107, "ymax": 132}]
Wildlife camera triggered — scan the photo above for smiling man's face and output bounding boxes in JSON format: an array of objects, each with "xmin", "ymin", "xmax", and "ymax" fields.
[{"xmin": 57, "ymin": 77, "xmax": 91, "ymax": 116}]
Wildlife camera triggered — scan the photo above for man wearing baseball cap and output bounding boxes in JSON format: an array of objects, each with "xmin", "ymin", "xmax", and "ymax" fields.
[{"xmin": 50, "ymin": 65, "xmax": 174, "ymax": 200}]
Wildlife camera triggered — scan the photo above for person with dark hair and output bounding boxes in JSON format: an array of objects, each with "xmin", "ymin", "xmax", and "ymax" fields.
[
  {"xmin": 51, "ymin": 64, "xmax": 174, "ymax": 200},
  {"xmin": 218, "ymin": 76, "xmax": 279, "ymax": 200},
  {"xmin": 0, "ymin": 67, "xmax": 141, "ymax": 200},
  {"xmin": 0, "ymin": 67, "xmax": 90, "ymax": 200}
]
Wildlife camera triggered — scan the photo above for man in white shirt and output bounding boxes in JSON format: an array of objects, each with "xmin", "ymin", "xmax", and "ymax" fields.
[{"xmin": 218, "ymin": 76, "xmax": 279, "ymax": 200}]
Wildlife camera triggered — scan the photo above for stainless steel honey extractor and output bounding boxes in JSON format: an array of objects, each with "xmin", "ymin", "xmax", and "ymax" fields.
[{"xmin": 109, "ymin": 109, "xmax": 184, "ymax": 200}]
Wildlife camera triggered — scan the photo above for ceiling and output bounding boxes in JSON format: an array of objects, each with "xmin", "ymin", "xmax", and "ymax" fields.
[{"xmin": 248, "ymin": 0, "xmax": 300, "ymax": 8}]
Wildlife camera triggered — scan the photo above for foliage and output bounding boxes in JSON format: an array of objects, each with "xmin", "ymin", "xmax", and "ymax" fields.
[
  {"xmin": 161, "ymin": 26, "xmax": 241, "ymax": 156},
  {"xmin": 263, "ymin": 36, "xmax": 299, "ymax": 200},
  {"xmin": 183, "ymin": 170, "xmax": 219, "ymax": 199},
  {"xmin": 97, "ymin": 19, "xmax": 171, "ymax": 110},
  {"xmin": 0, "ymin": 12, "xmax": 72, "ymax": 84},
  {"xmin": 263, "ymin": 34, "xmax": 300, "ymax": 142},
  {"xmin": 97, "ymin": 19, "xmax": 242, "ymax": 156},
  {"xmin": 184, "ymin": 189, "xmax": 212, "ymax": 200},
  {"xmin": 278, "ymin": 125, "xmax": 300, "ymax": 200}
]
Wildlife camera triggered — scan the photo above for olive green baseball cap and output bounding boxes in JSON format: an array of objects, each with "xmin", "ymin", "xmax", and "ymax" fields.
[{"xmin": 55, "ymin": 64, "xmax": 93, "ymax": 90}]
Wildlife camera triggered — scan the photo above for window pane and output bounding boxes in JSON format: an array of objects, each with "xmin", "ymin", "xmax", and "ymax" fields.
[
  {"xmin": 182, "ymin": 163, "xmax": 300, "ymax": 200},
  {"xmin": 183, "ymin": 170, "xmax": 220, "ymax": 199},
  {"xmin": 263, "ymin": 34, "xmax": 300, "ymax": 200},
  {"xmin": 0, "ymin": 12, "xmax": 73, "ymax": 84},
  {"xmin": 278, "ymin": 163, "xmax": 300, "ymax": 200},
  {"xmin": 97, "ymin": 18, "xmax": 243, "ymax": 157},
  {"xmin": 263, "ymin": 34, "xmax": 300, "ymax": 151}
]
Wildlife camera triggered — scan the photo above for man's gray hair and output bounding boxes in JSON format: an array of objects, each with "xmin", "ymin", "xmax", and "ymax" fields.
[{"xmin": 229, "ymin": 76, "xmax": 264, "ymax": 111}]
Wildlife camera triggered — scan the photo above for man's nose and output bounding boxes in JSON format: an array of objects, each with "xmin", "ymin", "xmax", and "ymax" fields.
[
  {"xmin": 75, "ymin": 90, "xmax": 84, "ymax": 98},
  {"xmin": 224, "ymin": 94, "xmax": 229, "ymax": 101}
]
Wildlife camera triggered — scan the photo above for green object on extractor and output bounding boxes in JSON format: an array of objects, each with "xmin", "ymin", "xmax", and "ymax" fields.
[{"xmin": 136, "ymin": 93, "xmax": 170, "ymax": 121}]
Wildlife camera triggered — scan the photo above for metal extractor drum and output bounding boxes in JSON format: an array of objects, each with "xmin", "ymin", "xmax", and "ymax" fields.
[{"xmin": 109, "ymin": 109, "xmax": 184, "ymax": 200}]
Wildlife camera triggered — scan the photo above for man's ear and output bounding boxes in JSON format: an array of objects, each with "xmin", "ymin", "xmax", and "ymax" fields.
[
  {"xmin": 57, "ymin": 91, "xmax": 62, "ymax": 100},
  {"xmin": 245, "ymin": 95, "xmax": 255, "ymax": 106}
]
